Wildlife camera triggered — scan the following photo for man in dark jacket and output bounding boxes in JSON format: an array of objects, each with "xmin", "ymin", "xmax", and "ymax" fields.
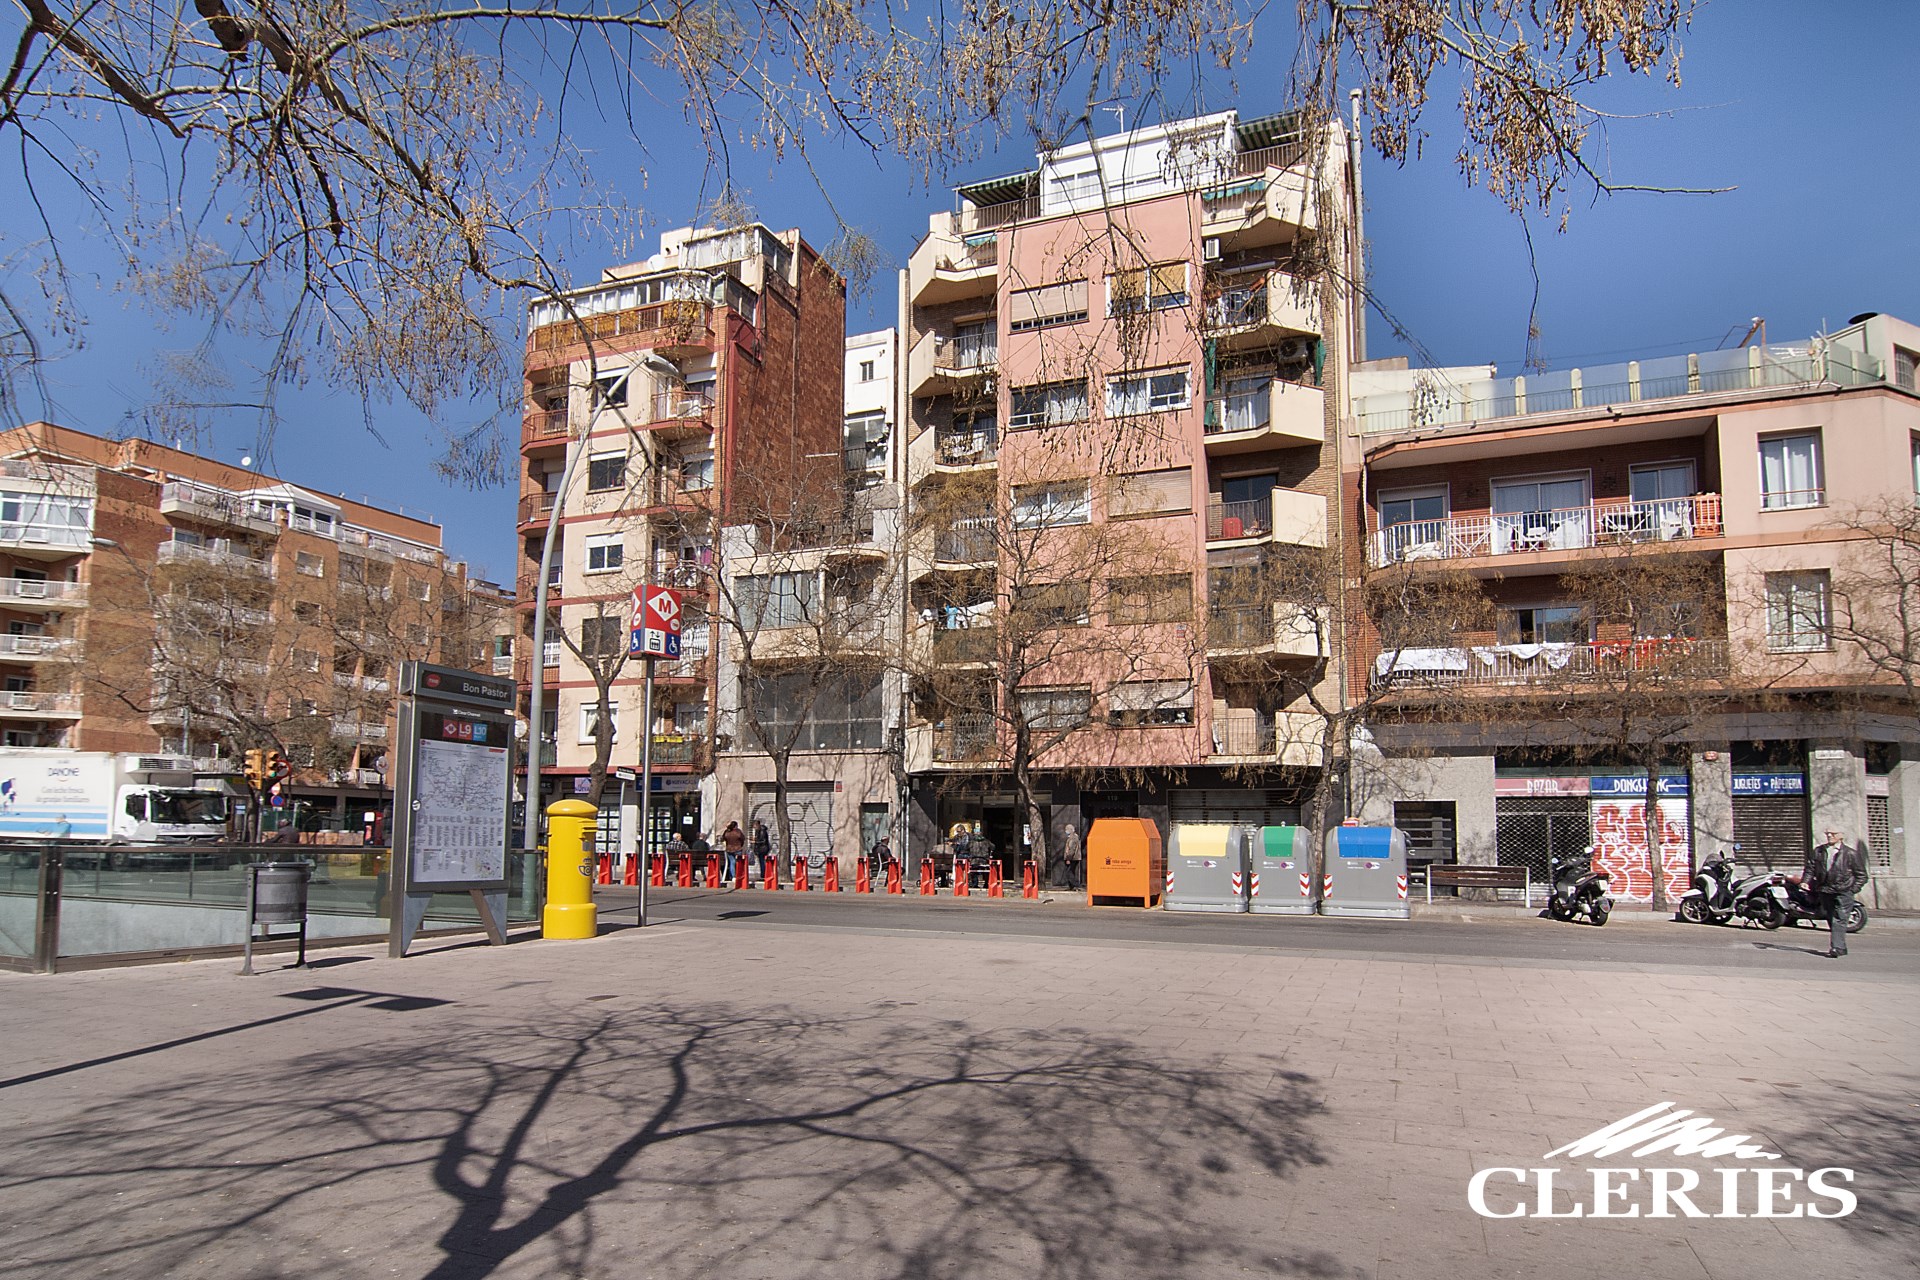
[{"xmin": 1799, "ymin": 828, "xmax": 1869, "ymax": 958}]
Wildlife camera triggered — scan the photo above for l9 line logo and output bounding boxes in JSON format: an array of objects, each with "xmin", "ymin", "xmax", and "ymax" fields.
[{"xmin": 1468, "ymin": 1102, "xmax": 1856, "ymax": 1219}]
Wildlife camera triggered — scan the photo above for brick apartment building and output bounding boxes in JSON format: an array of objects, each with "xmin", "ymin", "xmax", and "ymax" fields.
[
  {"xmin": 1343, "ymin": 313, "xmax": 1920, "ymax": 909},
  {"xmin": 516, "ymin": 224, "xmax": 846, "ymax": 850},
  {"xmin": 0, "ymin": 422, "xmax": 512, "ymax": 831},
  {"xmin": 899, "ymin": 109, "xmax": 1362, "ymax": 872}
]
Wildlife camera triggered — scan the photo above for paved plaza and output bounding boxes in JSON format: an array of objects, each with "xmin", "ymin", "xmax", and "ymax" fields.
[{"xmin": 0, "ymin": 898, "xmax": 1914, "ymax": 1279}]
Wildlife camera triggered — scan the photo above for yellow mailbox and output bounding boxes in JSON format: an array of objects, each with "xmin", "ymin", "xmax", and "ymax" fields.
[{"xmin": 542, "ymin": 798, "xmax": 599, "ymax": 940}]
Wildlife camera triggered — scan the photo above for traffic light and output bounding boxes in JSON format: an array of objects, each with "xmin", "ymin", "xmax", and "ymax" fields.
[
  {"xmin": 243, "ymin": 749, "xmax": 266, "ymax": 789},
  {"xmin": 268, "ymin": 750, "xmax": 291, "ymax": 786}
]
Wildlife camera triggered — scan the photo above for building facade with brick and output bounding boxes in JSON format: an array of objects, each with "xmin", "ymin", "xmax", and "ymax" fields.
[
  {"xmin": 516, "ymin": 224, "xmax": 846, "ymax": 851},
  {"xmin": 1343, "ymin": 313, "xmax": 1920, "ymax": 910},
  {"xmin": 0, "ymin": 422, "xmax": 513, "ymax": 832}
]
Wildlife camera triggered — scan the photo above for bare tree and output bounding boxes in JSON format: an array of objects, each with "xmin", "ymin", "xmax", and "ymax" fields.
[{"xmin": 1826, "ymin": 496, "xmax": 1920, "ymax": 707}]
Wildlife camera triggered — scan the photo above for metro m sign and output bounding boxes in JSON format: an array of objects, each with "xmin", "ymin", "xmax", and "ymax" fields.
[{"xmin": 629, "ymin": 585, "xmax": 683, "ymax": 659}]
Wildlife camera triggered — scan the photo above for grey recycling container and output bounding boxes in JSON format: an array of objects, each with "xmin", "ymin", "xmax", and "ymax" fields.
[
  {"xmin": 253, "ymin": 861, "xmax": 313, "ymax": 925},
  {"xmin": 1164, "ymin": 824, "xmax": 1248, "ymax": 913},
  {"xmin": 1320, "ymin": 827, "xmax": 1410, "ymax": 919},
  {"xmin": 1249, "ymin": 825, "xmax": 1318, "ymax": 915}
]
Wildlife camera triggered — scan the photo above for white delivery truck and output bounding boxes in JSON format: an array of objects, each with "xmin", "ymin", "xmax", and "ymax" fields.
[{"xmin": 0, "ymin": 750, "xmax": 231, "ymax": 866}]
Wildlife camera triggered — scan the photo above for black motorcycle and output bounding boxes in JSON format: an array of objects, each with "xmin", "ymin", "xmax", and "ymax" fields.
[
  {"xmin": 1758, "ymin": 875, "xmax": 1868, "ymax": 934},
  {"xmin": 1548, "ymin": 849, "xmax": 1614, "ymax": 926},
  {"xmin": 1677, "ymin": 850, "xmax": 1738, "ymax": 925}
]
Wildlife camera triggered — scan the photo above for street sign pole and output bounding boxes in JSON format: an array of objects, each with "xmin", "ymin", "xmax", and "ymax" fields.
[
  {"xmin": 629, "ymin": 582, "xmax": 681, "ymax": 929},
  {"xmin": 637, "ymin": 662, "xmax": 654, "ymax": 927}
]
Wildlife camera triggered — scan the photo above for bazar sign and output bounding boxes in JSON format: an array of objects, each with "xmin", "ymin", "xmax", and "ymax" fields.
[{"xmin": 1467, "ymin": 1103, "xmax": 1855, "ymax": 1219}]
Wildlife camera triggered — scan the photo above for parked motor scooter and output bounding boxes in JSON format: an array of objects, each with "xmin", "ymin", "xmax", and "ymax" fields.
[
  {"xmin": 1548, "ymin": 848, "xmax": 1614, "ymax": 926},
  {"xmin": 1752, "ymin": 874, "xmax": 1868, "ymax": 934},
  {"xmin": 1677, "ymin": 850, "xmax": 1739, "ymax": 925}
]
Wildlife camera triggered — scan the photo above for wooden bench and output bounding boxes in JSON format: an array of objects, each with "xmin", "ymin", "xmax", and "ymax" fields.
[{"xmin": 1424, "ymin": 863, "xmax": 1532, "ymax": 907}]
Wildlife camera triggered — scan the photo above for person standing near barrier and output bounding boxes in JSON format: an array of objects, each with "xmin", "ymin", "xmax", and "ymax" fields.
[
  {"xmin": 720, "ymin": 821, "xmax": 746, "ymax": 881},
  {"xmin": 751, "ymin": 820, "xmax": 771, "ymax": 879},
  {"xmin": 1052, "ymin": 825, "xmax": 1081, "ymax": 890},
  {"xmin": 870, "ymin": 833, "xmax": 891, "ymax": 875},
  {"xmin": 1796, "ymin": 828, "xmax": 1869, "ymax": 958}
]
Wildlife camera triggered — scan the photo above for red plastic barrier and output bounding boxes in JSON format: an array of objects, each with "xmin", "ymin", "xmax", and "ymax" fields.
[
  {"xmin": 794, "ymin": 858, "xmax": 811, "ymax": 892},
  {"xmin": 764, "ymin": 858, "xmax": 779, "ymax": 891},
  {"xmin": 987, "ymin": 861, "xmax": 1004, "ymax": 898},
  {"xmin": 1022, "ymin": 860, "xmax": 1039, "ymax": 899},
  {"xmin": 823, "ymin": 859, "xmax": 840, "ymax": 893},
  {"xmin": 622, "ymin": 856, "xmax": 638, "ymax": 886},
  {"xmin": 919, "ymin": 860, "xmax": 935, "ymax": 896},
  {"xmin": 596, "ymin": 854, "xmax": 612, "ymax": 885},
  {"xmin": 650, "ymin": 854, "xmax": 666, "ymax": 888},
  {"xmin": 887, "ymin": 859, "xmax": 904, "ymax": 894},
  {"xmin": 735, "ymin": 856, "xmax": 750, "ymax": 890},
  {"xmin": 676, "ymin": 855, "xmax": 693, "ymax": 888},
  {"xmin": 855, "ymin": 860, "xmax": 871, "ymax": 894},
  {"xmin": 706, "ymin": 853, "xmax": 721, "ymax": 887},
  {"xmin": 953, "ymin": 860, "xmax": 969, "ymax": 897}
]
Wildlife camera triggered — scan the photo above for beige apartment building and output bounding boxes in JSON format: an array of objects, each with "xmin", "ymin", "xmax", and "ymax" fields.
[
  {"xmin": 1345, "ymin": 313, "xmax": 1920, "ymax": 909},
  {"xmin": 516, "ymin": 223, "xmax": 846, "ymax": 852},
  {"xmin": 0, "ymin": 422, "xmax": 512, "ymax": 830},
  {"xmin": 900, "ymin": 109, "xmax": 1362, "ymax": 873}
]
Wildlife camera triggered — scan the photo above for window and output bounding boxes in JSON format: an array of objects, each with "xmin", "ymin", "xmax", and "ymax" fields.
[
  {"xmin": 738, "ymin": 572, "xmax": 819, "ymax": 629},
  {"xmin": 1015, "ymin": 582, "xmax": 1090, "ymax": 628},
  {"xmin": 1106, "ymin": 368, "xmax": 1190, "ymax": 417},
  {"xmin": 406, "ymin": 624, "xmax": 430, "ymax": 645},
  {"xmin": 1009, "ymin": 380, "xmax": 1087, "ymax": 430},
  {"xmin": 1108, "ymin": 262, "xmax": 1189, "ymax": 315},
  {"xmin": 842, "ymin": 411, "xmax": 888, "ymax": 475},
  {"xmin": 408, "ymin": 576, "xmax": 432, "ymax": 602},
  {"xmin": 580, "ymin": 702, "xmax": 619, "ymax": 743},
  {"xmin": 587, "ymin": 452, "xmax": 627, "ymax": 492},
  {"xmin": 1895, "ymin": 346, "xmax": 1917, "ymax": 391},
  {"xmin": 1629, "ymin": 461, "xmax": 1695, "ymax": 504},
  {"xmin": 679, "ymin": 450, "xmax": 715, "ymax": 491},
  {"xmin": 1491, "ymin": 472, "xmax": 1592, "ymax": 551},
  {"xmin": 294, "ymin": 649, "xmax": 320, "ymax": 673},
  {"xmin": 293, "ymin": 601, "xmax": 321, "ymax": 623},
  {"xmin": 580, "ymin": 615, "xmax": 624, "ymax": 658},
  {"xmin": 1110, "ymin": 468, "xmax": 1191, "ymax": 518},
  {"xmin": 1109, "ymin": 574, "xmax": 1192, "ymax": 624},
  {"xmin": 1010, "ymin": 480, "xmax": 1091, "ymax": 529},
  {"xmin": 1018, "ymin": 687, "xmax": 1092, "ymax": 732},
  {"xmin": 1008, "ymin": 280, "xmax": 1089, "ymax": 332},
  {"xmin": 592, "ymin": 372, "xmax": 631, "ymax": 409},
  {"xmin": 1378, "ymin": 486, "xmax": 1449, "ymax": 560},
  {"xmin": 1758, "ymin": 432, "xmax": 1823, "ymax": 509},
  {"xmin": 1911, "ymin": 434, "xmax": 1919, "ymax": 497},
  {"xmin": 1216, "ymin": 374, "xmax": 1272, "ymax": 432},
  {"xmin": 745, "ymin": 669, "xmax": 883, "ymax": 750},
  {"xmin": 1766, "ymin": 571, "xmax": 1831, "ymax": 652},
  {"xmin": 936, "ymin": 413, "xmax": 997, "ymax": 466},
  {"xmin": 859, "ymin": 359, "xmax": 877, "ymax": 382},
  {"xmin": 295, "ymin": 552, "xmax": 325, "ymax": 578},
  {"xmin": 1498, "ymin": 605, "xmax": 1590, "ymax": 645},
  {"xmin": 946, "ymin": 319, "xmax": 995, "ymax": 369},
  {"xmin": 1108, "ymin": 680, "xmax": 1194, "ymax": 727},
  {"xmin": 583, "ymin": 533, "xmax": 624, "ymax": 574}
]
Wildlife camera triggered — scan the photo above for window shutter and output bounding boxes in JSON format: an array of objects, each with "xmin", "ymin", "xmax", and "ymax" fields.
[{"xmin": 1112, "ymin": 468, "xmax": 1192, "ymax": 517}]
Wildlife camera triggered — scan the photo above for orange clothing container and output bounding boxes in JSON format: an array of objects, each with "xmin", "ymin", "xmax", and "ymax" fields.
[{"xmin": 1085, "ymin": 818, "xmax": 1165, "ymax": 908}]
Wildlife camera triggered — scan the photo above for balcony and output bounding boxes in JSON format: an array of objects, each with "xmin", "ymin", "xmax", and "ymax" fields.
[
  {"xmin": 1206, "ymin": 489, "xmax": 1327, "ymax": 549},
  {"xmin": 932, "ymin": 713, "xmax": 996, "ymax": 764},
  {"xmin": 644, "ymin": 387, "xmax": 716, "ymax": 439},
  {"xmin": 1200, "ymin": 155, "xmax": 1316, "ymax": 244},
  {"xmin": 1207, "ymin": 708, "xmax": 1322, "ymax": 765},
  {"xmin": 650, "ymin": 733, "xmax": 707, "ymax": 767},
  {"xmin": 932, "ymin": 517, "xmax": 997, "ymax": 567},
  {"xmin": 1370, "ymin": 638, "xmax": 1731, "ymax": 692},
  {"xmin": 522, "ymin": 405, "xmax": 571, "ymax": 449},
  {"xmin": 528, "ymin": 293, "xmax": 720, "ymax": 360},
  {"xmin": 0, "ymin": 579, "xmax": 85, "ymax": 609},
  {"xmin": 331, "ymin": 718, "xmax": 391, "ymax": 741},
  {"xmin": 516, "ymin": 491, "xmax": 558, "ymax": 529},
  {"xmin": 1203, "ymin": 380, "xmax": 1324, "ymax": 451},
  {"xmin": 1356, "ymin": 345, "xmax": 1883, "ymax": 437},
  {"xmin": 491, "ymin": 655, "xmax": 514, "ymax": 676},
  {"xmin": 0, "ymin": 690, "xmax": 80, "ymax": 718},
  {"xmin": 1206, "ymin": 603, "xmax": 1325, "ymax": 660},
  {"xmin": 0, "ymin": 634, "xmax": 76, "ymax": 662},
  {"xmin": 1209, "ymin": 708, "xmax": 1276, "ymax": 758},
  {"xmin": 932, "ymin": 626, "xmax": 996, "ymax": 666},
  {"xmin": 1368, "ymin": 494, "xmax": 1726, "ymax": 570},
  {"xmin": 908, "ymin": 328, "xmax": 998, "ymax": 398},
  {"xmin": 156, "ymin": 539, "xmax": 276, "ymax": 578},
  {"xmin": 338, "ymin": 526, "xmax": 440, "ymax": 566},
  {"xmin": 650, "ymin": 560, "xmax": 711, "ymax": 590},
  {"xmin": 1201, "ymin": 271, "xmax": 1318, "ymax": 350},
  {"xmin": 934, "ymin": 428, "xmax": 999, "ymax": 470},
  {"xmin": 909, "ymin": 217, "xmax": 1000, "ymax": 307},
  {"xmin": 159, "ymin": 482, "xmax": 281, "ymax": 536}
]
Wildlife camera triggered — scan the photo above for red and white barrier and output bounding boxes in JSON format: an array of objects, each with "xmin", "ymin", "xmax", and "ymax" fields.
[
  {"xmin": 764, "ymin": 858, "xmax": 779, "ymax": 891},
  {"xmin": 855, "ymin": 860, "xmax": 872, "ymax": 894},
  {"xmin": 1022, "ymin": 860, "xmax": 1039, "ymax": 899},
  {"xmin": 596, "ymin": 854, "xmax": 612, "ymax": 885},
  {"xmin": 987, "ymin": 861, "xmax": 1004, "ymax": 898},
  {"xmin": 650, "ymin": 854, "xmax": 666, "ymax": 888},
  {"xmin": 794, "ymin": 857, "xmax": 811, "ymax": 892},
  {"xmin": 918, "ymin": 859, "xmax": 935, "ymax": 896},
  {"xmin": 887, "ymin": 859, "xmax": 905, "ymax": 894},
  {"xmin": 823, "ymin": 858, "xmax": 840, "ymax": 893}
]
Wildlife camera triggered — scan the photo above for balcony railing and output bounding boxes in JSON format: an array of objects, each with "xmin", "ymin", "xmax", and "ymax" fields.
[
  {"xmin": 1357, "ymin": 346, "xmax": 1884, "ymax": 436},
  {"xmin": 1370, "ymin": 494, "xmax": 1725, "ymax": 567},
  {"xmin": 943, "ymin": 329, "xmax": 997, "ymax": 370},
  {"xmin": 1370, "ymin": 638, "xmax": 1730, "ymax": 691},
  {"xmin": 934, "ymin": 518, "xmax": 997, "ymax": 564},
  {"xmin": 1207, "ymin": 498, "xmax": 1271, "ymax": 540},
  {"xmin": 651, "ymin": 734, "xmax": 703, "ymax": 766},
  {"xmin": 651, "ymin": 561, "xmax": 710, "ymax": 589},
  {"xmin": 517, "ymin": 492, "xmax": 558, "ymax": 526},
  {"xmin": 0, "ymin": 579, "xmax": 84, "ymax": 607},
  {"xmin": 1207, "ymin": 606, "xmax": 1273, "ymax": 650},
  {"xmin": 1204, "ymin": 283, "xmax": 1268, "ymax": 329},
  {"xmin": 650, "ymin": 388, "xmax": 715, "ymax": 424},
  {"xmin": 935, "ymin": 430, "xmax": 998, "ymax": 466},
  {"xmin": 523, "ymin": 406, "xmax": 569, "ymax": 441},
  {"xmin": 0, "ymin": 690, "xmax": 80, "ymax": 715},
  {"xmin": 932, "ymin": 627, "xmax": 995, "ymax": 665},
  {"xmin": 1210, "ymin": 711, "xmax": 1276, "ymax": 757},
  {"xmin": 959, "ymin": 198, "xmax": 1038, "ymax": 233},
  {"xmin": 156, "ymin": 540, "xmax": 275, "ymax": 577},
  {"xmin": 933, "ymin": 713, "xmax": 996, "ymax": 762}
]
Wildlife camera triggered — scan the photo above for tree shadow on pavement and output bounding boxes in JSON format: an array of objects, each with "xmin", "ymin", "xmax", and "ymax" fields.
[
  {"xmin": 0, "ymin": 1001, "xmax": 1340, "ymax": 1280},
  {"xmin": 1780, "ymin": 1075, "xmax": 1920, "ymax": 1266}
]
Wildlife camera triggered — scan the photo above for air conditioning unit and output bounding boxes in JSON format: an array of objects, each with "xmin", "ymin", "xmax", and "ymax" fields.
[
  {"xmin": 1277, "ymin": 337, "xmax": 1313, "ymax": 361},
  {"xmin": 1202, "ymin": 238, "xmax": 1222, "ymax": 261}
]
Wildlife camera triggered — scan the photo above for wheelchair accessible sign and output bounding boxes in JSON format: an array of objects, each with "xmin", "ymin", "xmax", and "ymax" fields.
[{"xmin": 630, "ymin": 585, "xmax": 683, "ymax": 659}]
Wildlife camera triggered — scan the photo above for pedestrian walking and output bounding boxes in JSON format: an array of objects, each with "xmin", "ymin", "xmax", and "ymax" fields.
[
  {"xmin": 1796, "ymin": 828, "xmax": 1870, "ymax": 958},
  {"xmin": 1051, "ymin": 824, "xmax": 1082, "ymax": 891},
  {"xmin": 721, "ymin": 820, "xmax": 746, "ymax": 881},
  {"xmin": 751, "ymin": 819, "xmax": 771, "ymax": 878}
]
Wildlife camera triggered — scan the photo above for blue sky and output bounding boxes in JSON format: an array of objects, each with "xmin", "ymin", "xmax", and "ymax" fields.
[{"xmin": 11, "ymin": 2, "xmax": 1916, "ymax": 579}]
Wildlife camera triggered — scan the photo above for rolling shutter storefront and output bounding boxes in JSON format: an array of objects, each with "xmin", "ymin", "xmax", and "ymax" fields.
[
  {"xmin": 1168, "ymin": 789, "xmax": 1299, "ymax": 828},
  {"xmin": 749, "ymin": 784, "xmax": 834, "ymax": 869},
  {"xmin": 1731, "ymin": 772, "xmax": 1809, "ymax": 874}
]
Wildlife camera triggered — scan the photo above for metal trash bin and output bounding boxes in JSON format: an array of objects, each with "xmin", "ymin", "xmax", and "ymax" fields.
[
  {"xmin": 1249, "ymin": 825, "xmax": 1317, "ymax": 915},
  {"xmin": 1320, "ymin": 826, "xmax": 1410, "ymax": 919},
  {"xmin": 1164, "ymin": 824, "xmax": 1248, "ymax": 913},
  {"xmin": 254, "ymin": 861, "xmax": 313, "ymax": 924}
]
